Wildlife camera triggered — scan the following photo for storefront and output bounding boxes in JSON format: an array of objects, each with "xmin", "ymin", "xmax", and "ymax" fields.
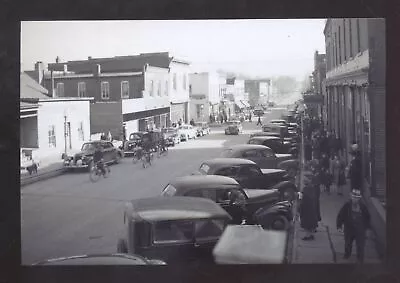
[
  {"xmin": 123, "ymin": 107, "xmax": 170, "ymax": 132},
  {"xmin": 170, "ymin": 102, "xmax": 188, "ymax": 124}
]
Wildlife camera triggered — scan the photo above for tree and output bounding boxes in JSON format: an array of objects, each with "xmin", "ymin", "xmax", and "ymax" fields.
[{"xmin": 272, "ymin": 76, "xmax": 298, "ymax": 95}]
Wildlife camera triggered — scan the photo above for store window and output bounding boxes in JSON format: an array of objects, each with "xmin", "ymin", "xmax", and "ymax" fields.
[
  {"xmin": 158, "ymin": 81, "xmax": 161, "ymax": 96},
  {"xmin": 48, "ymin": 125, "xmax": 56, "ymax": 148},
  {"xmin": 56, "ymin": 83, "xmax": 64, "ymax": 97},
  {"xmin": 78, "ymin": 82, "xmax": 86, "ymax": 97},
  {"xmin": 101, "ymin": 82, "xmax": 110, "ymax": 100},
  {"xmin": 121, "ymin": 81, "xmax": 129, "ymax": 99}
]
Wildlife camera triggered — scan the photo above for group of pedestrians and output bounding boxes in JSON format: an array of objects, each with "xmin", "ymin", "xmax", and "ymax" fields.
[{"xmin": 298, "ymin": 115, "xmax": 370, "ymax": 263}]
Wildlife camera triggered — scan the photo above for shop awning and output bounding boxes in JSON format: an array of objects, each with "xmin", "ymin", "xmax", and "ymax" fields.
[{"xmin": 240, "ymin": 100, "xmax": 250, "ymax": 108}]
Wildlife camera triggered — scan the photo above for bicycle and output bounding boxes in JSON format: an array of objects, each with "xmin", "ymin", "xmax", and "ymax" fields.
[
  {"xmin": 157, "ymin": 144, "xmax": 168, "ymax": 158},
  {"xmin": 142, "ymin": 151, "xmax": 153, "ymax": 168},
  {"xmin": 132, "ymin": 147, "xmax": 144, "ymax": 164},
  {"xmin": 89, "ymin": 161, "xmax": 110, "ymax": 182}
]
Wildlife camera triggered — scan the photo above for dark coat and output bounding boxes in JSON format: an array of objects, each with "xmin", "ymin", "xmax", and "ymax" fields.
[
  {"xmin": 300, "ymin": 185, "xmax": 319, "ymax": 230},
  {"xmin": 336, "ymin": 200, "xmax": 370, "ymax": 234},
  {"xmin": 348, "ymin": 155, "xmax": 362, "ymax": 190}
]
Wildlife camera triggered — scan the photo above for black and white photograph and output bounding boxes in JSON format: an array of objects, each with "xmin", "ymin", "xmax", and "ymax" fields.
[{"xmin": 19, "ymin": 19, "xmax": 386, "ymax": 266}]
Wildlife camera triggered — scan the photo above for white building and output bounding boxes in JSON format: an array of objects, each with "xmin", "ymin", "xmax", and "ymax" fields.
[
  {"xmin": 20, "ymin": 73, "xmax": 92, "ymax": 166},
  {"xmin": 189, "ymin": 72, "xmax": 221, "ymax": 123}
]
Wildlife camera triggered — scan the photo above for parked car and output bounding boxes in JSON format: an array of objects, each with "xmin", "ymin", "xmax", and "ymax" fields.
[
  {"xmin": 194, "ymin": 122, "xmax": 211, "ymax": 136},
  {"xmin": 193, "ymin": 158, "xmax": 297, "ymax": 201},
  {"xmin": 253, "ymin": 109, "xmax": 264, "ymax": 116},
  {"xmin": 220, "ymin": 144, "xmax": 295, "ymax": 169},
  {"xmin": 162, "ymin": 175, "xmax": 293, "ymax": 230},
  {"xmin": 248, "ymin": 136, "xmax": 297, "ymax": 155},
  {"xmin": 269, "ymin": 119, "xmax": 288, "ymax": 127},
  {"xmin": 63, "ymin": 140, "xmax": 123, "ymax": 170},
  {"xmin": 33, "ymin": 253, "xmax": 166, "ymax": 265},
  {"xmin": 123, "ymin": 131, "xmax": 163, "ymax": 155},
  {"xmin": 178, "ymin": 124, "xmax": 197, "ymax": 141},
  {"xmin": 117, "ymin": 196, "xmax": 231, "ymax": 264},
  {"xmin": 163, "ymin": 127, "xmax": 181, "ymax": 146}
]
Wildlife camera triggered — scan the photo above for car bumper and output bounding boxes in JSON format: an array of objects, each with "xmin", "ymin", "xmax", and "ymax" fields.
[{"xmin": 64, "ymin": 163, "xmax": 89, "ymax": 169}]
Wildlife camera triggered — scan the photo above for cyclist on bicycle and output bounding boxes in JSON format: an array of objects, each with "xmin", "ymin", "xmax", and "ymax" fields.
[
  {"xmin": 159, "ymin": 134, "xmax": 167, "ymax": 153},
  {"xmin": 93, "ymin": 144, "xmax": 106, "ymax": 175},
  {"xmin": 142, "ymin": 137, "xmax": 153, "ymax": 160}
]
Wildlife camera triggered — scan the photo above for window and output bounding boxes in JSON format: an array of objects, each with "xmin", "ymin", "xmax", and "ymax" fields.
[
  {"xmin": 173, "ymin": 73, "xmax": 177, "ymax": 90},
  {"xmin": 343, "ymin": 19, "xmax": 347, "ymax": 61},
  {"xmin": 56, "ymin": 83, "xmax": 64, "ymax": 97},
  {"xmin": 196, "ymin": 104, "xmax": 202, "ymax": 119},
  {"xmin": 242, "ymin": 150, "xmax": 259, "ymax": 158},
  {"xmin": 78, "ymin": 122, "xmax": 84, "ymax": 141},
  {"xmin": 248, "ymin": 139, "xmax": 262, "ymax": 145},
  {"xmin": 161, "ymin": 184, "xmax": 177, "ymax": 197},
  {"xmin": 121, "ymin": 81, "xmax": 129, "ymax": 99},
  {"xmin": 349, "ymin": 19, "xmax": 353, "ymax": 58},
  {"xmin": 48, "ymin": 125, "xmax": 56, "ymax": 148},
  {"xmin": 153, "ymin": 221, "xmax": 194, "ymax": 244},
  {"xmin": 194, "ymin": 219, "xmax": 225, "ymax": 241},
  {"xmin": 183, "ymin": 74, "xmax": 187, "ymax": 90},
  {"xmin": 185, "ymin": 189, "xmax": 204, "ymax": 198},
  {"xmin": 238, "ymin": 165, "xmax": 261, "ymax": 177},
  {"xmin": 101, "ymin": 82, "xmax": 110, "ymax": 100},
  {"xmin": 157, "ymin": 81, "xmax": 161, "ymax": 96},
  {"xmin": 78, "ymin": 82, "xmax": 86, "ymax": 97},
  {"xmin": 261, "ymin": 149, "xmax": 275, "ymax": 158},
  {"xmin": 215, "ymin": 167, "xmax": 237, "ymax": 177},
  {"xmin": 150, "ymin": 80, "xmax": 154, "ymax": 96},
  {"xmin": 356, "ymin": 18, "xmax": 361, "ymax": 53},
  {"xmin": 165, "ymin": 81, "xmax": 168, "ymax": 96},
  {"xmin": 189, "ymin": 84, "xmax": 192, "ymax": 95},
  {"xmin": 199, "ymin": 163, "xmax": 210, "ymax": 174},
  {"xmin": 334, "ymin": 32, "xmax": 338, "ymax": 67},
  {"xmin": 338, "ymin": 26, "xmax": 342, "ymax": 64}
]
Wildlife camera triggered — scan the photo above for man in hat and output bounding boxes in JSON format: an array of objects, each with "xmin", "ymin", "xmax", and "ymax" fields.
[
  {"xmin": 348, "ymin": 143, "xmax": 363, "ymax": 193},
  {"xmin": 336, "ymin": 189, "xmax": 370, "ymax": 263},
  {"xmin": 299, "ymin": 172, "xmax": 319, "ymax": 240}
]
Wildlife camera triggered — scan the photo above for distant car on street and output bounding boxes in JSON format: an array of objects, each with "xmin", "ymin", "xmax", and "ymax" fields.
[
  {"xmin": 162, "ymin": 175, "xmax": 293, "ymax": 230},
  {"xmin": 178, "ymin": 124, "xmax": 197, "ymax": 141},
  {"xmin": 117, "ymin": 196, "xmax": 231, "ymax": 264},
  {"xmin": 269, "ymin": 119, "xmax": 289, "ymax": 127},
  {"xmin": 63, "ymin": 140, "xmax": 123, "ymax": 170},
  {"xmin": 193, "ymin": 158, "xmax": 297, "ymax": 201},
  {"xmin": 225, "ymin": 121, "xmax": 243, "ymax": 135},
  {"xmin": 194, "ymin": 122, "xmax": 211, "ymax": 136}
]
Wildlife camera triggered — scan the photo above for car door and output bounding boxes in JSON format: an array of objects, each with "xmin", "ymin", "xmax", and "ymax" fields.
[
  {"xmin": 235, "ymin": 165, "xmax": 264, "ymax": 189},
  {"xmin": 215, "ymin": 188, "xmax": 243, "ymax": 224},
  {"xmin": 259, "ymin": 148, "xmax": 278, "ymax": 169}
]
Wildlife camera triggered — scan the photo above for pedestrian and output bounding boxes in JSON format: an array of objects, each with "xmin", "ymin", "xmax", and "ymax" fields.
[
  {"xmin": 299, "ymin": 172, "xmax": 319, "ymax": 240},
  {"xmin": 249, "ymin": 113, "xmax": 252, "ymax": 122},
  {"xmin": 178, "ymin": 119, "xmax": 182, "ymax": 127},
  {"xmin": 320, "ymin": 153, "xmax": 331, "ymax": 193},
  {"xmin": 304, "ymin": 138, "xmax": 313, "ymax": 162},
  {"xmin": 256, "ymin": 116, "xmax": 262, "ymax": 126},
  {"xmin": 336, "ymin": 189, "xmax": 370, "ymax": 263},
  {"xmin": 347, "ymin": 144, "xmax": 363, "ymax": 193},
  {"xmin": 190, "ymin": 118, "xmax": 195, "ymax": 126},
  {"xmin": 310, "ymin": 160, "xmax": 322, "ymax": 222},
  {"xmin": 330, "ymin": 154, "xmax": 346, "ymax": 195}
]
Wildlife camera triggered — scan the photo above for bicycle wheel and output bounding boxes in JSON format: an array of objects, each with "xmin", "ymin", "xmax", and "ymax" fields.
[
  {"xmin": 89, "ymin": 166, "xmax": 101, "ymax": 182},
  {"xmin": 103, "ymin": 165, "xmax": 110, "ymax": 178},
  {"xmin": 132, "ymin": 153, "xmax": 139, "ymax": 164}
]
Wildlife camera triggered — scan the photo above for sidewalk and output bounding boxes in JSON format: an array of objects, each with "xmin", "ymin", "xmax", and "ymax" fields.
[
  {"xmin": 291, "ymin": 172, "xmax": 382, "ymax": 264},
  {"xmin": 20, "ymin": 161, "xmax": 66, "ymax": 187}
]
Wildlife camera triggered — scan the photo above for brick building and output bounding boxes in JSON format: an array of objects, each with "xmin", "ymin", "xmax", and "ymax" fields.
[
  {"xmin": 323, "ymin": 18, "xmax": 386, "ymax": 254},
  {"xmin": 38, "ymin": 57, "xmax": 171, "ymax": 138}
]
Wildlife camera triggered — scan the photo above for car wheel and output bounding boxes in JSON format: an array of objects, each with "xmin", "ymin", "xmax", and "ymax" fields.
[
  {"xmin": 269, "ymin": 214, "xmax": 290, "ymax": 231},
  {"xmin": 117, "ymin": 238, "xmax": 128, "ymax": 253},
  {"xmin": 114, "ymin": 153, "xmax": 121, "ymax": 164}
]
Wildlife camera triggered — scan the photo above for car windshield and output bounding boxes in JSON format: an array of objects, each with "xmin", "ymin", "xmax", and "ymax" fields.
[
  {"xmin": 194, "ymin": 219, "xmax": 225, "ymax": 241},
  {"xmin": 221, "ymin": 149, "xmax": 233, "ymax": 157},
  {"xmin": 161, "ymin": 184, "xmax": 177, "ymax": 197},
  {"xmin": 199, "ymin": 163, "xmax": 210, "ymax": 174},
  {"xmin": 81, "ymin": 143, "xmax": 96, "ymax": 151},
  {"xmin": 153, "ymin": 220, "xmax": 194, "ymax": 244},
  {"xmin": 248, "ymin": 139, "xmax": 262, "ymax": 145}
]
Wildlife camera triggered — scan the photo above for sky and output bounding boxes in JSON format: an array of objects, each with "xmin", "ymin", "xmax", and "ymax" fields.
[{"xmin": 21, "ymin": 20, "xmax": 326, "ymax": 81}]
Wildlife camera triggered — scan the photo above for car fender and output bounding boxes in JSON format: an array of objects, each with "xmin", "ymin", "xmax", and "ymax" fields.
[
  {"xmin": 277, "ymin": 159, "xmax": 298, "ymax": 170},
  {"xmin": 253, "ymin": 202, "xmax": 292, "ymax": 223},
  {"xmin": 271, "ymin": 181, "xmax": 298, "ymax": 192}
]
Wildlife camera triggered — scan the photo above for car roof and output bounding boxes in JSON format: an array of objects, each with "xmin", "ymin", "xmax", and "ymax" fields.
[
  {"xmin": 33, "ymin": 254, "xmax": 149, "ymax": 265},
  {"xmin": 249, "ymin": 136, "xmax": 280, "ymax": 141},
  {"xmin": 130, "ymin": 196, "xmax": 230, "ymax": 221},
  {"xmin": 169, "ymin": 175, "xmax": 240, "ymax": 193},
  {"xmin": 227, "ymin": 144, "xmax": 272, "ymax": 151},
  {"xmin": 203, "ymin": 158, "xmax": 256, "ymax": 166}
]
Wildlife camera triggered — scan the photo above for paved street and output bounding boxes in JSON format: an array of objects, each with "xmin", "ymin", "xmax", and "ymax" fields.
[{"xmin": 21, "ymin": 108, "xmax": 286, "ymax": 264}]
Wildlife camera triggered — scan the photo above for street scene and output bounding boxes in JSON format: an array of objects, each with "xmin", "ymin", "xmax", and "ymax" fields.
[{"xmin": 20, "ymin": 19, "xmax": 385, "ymax": 265}]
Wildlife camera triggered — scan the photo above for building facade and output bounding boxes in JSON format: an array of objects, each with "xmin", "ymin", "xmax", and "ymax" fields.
[
  {"xmin": 189, "ymin": 72, "xmax": 220, "ymax": 123},
  {"xmin": 20, "ymin": 73, "xmax": 92, "ymax": 165},
  {"xmin": 323, "ymin": 18, "xmax": 386, "ymax": 254},
  {"xmin": 43, "ymin": 57, "xmax": 170, "ymax": 138}
]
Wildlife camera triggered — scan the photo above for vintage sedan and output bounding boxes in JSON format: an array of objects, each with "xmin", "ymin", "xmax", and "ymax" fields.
[
  {"xmin": 117, "ymin": 196, "xmax": 231, "ymax": 264},
  {"xmin": 248, "ymin": 136, "xmax": 297, "ymax": 155},
  {"xmin": 161, "ymin": 175, "xmax": 293, "ymax": 230},
  {"xmin": 163, "ymin": 127, "xmax": 181, "ymax": 146},
  {"xmin": 63, "ymin": 141, "xmax": 123, "ymax": 170},
  {"xmin": 178, "ymin": 124, "xmax": 197, "ymax": 141},
  {"xmin": 194, "ymin": 122, "xmax": 211, "ymax": 136},
  {"xmin": 220, "ymin": 144, "xmax": 295, "ymax": 170},
  {"xmin": 269, "ymin": 119, "xmax": 289, "ymax": 127},
  {"xmin": 33, "ymin": 253, "xmax": 166, "ymax": 265},
  {"xmin": 193, "ymin": 158, "xmax": 298, "ymax": 201}
]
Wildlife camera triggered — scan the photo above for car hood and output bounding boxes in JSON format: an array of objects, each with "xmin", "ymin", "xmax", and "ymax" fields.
[{"xmin": 73, "ymin": 150, "xmax": 93, "ymax": 158}]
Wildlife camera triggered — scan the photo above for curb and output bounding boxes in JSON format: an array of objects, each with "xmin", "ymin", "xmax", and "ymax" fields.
[{"xmin": 20, "ymin": 167, "xmax": 67, "ymax": 187}]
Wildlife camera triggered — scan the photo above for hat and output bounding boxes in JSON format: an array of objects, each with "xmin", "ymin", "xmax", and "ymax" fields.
[{"xmin": 350, "ymin": 189, "xmax": 362, "ymax": 198}]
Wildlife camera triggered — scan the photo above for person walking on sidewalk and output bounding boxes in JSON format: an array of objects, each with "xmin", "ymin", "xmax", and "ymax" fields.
[
  {"xmin": 336, "ymin": 189, "xmax": 370, "ymax": 263},
  {"xmin": 320, "ymin": 153, "xmax": 331, "ymax": 194},
  {"xmin": 256, "ymin": 116, "xmax": 262, "ymax": 126},
  {"xmin": 310, "ymin": 160, "xmax": 322, "ymax": 222},
  {"xmin": 330, "ymin": 154, "xmax": 346, "ymax": 195},
  {"xmin": 347, "ymin": 144, "xmax": 363, "ymax": 194},
  {"xmin": 299, "ymin": 173, "xmax": 319, "ymax": 241}
]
